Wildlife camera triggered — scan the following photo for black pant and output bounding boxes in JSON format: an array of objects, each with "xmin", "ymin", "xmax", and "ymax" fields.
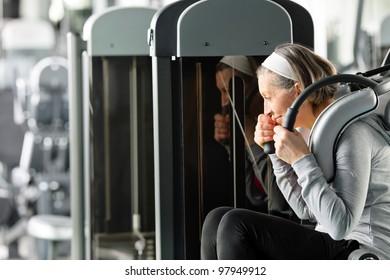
[{"xmin": 201, "ymin": 207, "xmax": 359, "ymax": 260}]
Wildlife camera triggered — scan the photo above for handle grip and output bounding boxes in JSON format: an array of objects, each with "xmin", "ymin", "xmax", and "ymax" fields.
[{"xmin": 263, "ymin": 141, "xmax": 275, "ymax": 154}]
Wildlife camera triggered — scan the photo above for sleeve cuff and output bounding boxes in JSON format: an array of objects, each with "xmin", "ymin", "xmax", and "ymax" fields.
[{"xmin": 292, "ymin": 153, "xmax": 324, "ymax": 189}]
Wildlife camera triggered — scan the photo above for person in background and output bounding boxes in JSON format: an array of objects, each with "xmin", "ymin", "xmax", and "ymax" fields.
[
  {"xmin": 212, "ymin": 55, "xmax": 291, "ymax": 214},
  {"xmin": 201, "ymin": 55, "xmax": 297, "ymax": 260}
]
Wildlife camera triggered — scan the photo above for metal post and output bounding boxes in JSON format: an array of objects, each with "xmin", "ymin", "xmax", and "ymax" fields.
[{"xmin": 67, "ymin": 32, "xmax": 86, "ymax": 260}]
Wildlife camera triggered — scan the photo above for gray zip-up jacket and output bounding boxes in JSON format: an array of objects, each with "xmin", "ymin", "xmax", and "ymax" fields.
[{"xmin": 270, "ymin": 114, "xmax": 390, "ymax": 259}]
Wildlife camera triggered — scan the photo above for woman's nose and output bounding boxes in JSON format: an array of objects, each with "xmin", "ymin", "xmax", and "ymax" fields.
[{"xmin": 263, "ymin": 101, "xmax": 272, "ymax": 116}]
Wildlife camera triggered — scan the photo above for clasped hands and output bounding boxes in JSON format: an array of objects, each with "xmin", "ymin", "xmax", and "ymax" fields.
[
  {"xmin": 254, "ymin": 114, "xmax": 309, "ymax": 165},
  {"xmin": 214, "ymin": 113, "xmax": 257, "ymax": 146}
]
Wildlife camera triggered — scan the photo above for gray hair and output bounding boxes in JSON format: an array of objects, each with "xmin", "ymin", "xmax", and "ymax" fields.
[{"xmin": 257, "ymin": 43, "xmax": 338, "ymax": 105}]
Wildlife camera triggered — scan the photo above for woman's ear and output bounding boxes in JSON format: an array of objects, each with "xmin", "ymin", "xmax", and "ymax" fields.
[{"xmin": 293, "ymin": 82, "xmax": 302, "ymax": 97}]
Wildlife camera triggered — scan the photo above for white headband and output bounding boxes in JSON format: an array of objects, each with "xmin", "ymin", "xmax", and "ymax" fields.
[
  {"xmin": 219, "ymin": 56, "xmax": 254, "ymax": 77},
  {"xmin": 262, "ymin": 52, "xmax": 296, "ymax": 80}
]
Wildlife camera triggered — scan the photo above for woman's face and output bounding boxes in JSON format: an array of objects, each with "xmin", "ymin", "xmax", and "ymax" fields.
[
  {"xmin": 258, "ymin": 72, "xmax": 298, "ymax": 125},
  {"xmin": 215, "ymin": 68, "xmax": 233, "ymax": 107}
]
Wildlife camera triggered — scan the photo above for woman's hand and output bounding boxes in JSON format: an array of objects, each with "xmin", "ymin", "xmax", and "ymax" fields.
[
  {"xmin": 214, "ymin": 113, "xmax": 230, "ymax": 145},
  {"xmin": 273, "ymin": 125, "xmax": 310, "ymax": 164},
  {"xmin": 254, "ymin": 114, "xmax": 276, "ymax": 149}
]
